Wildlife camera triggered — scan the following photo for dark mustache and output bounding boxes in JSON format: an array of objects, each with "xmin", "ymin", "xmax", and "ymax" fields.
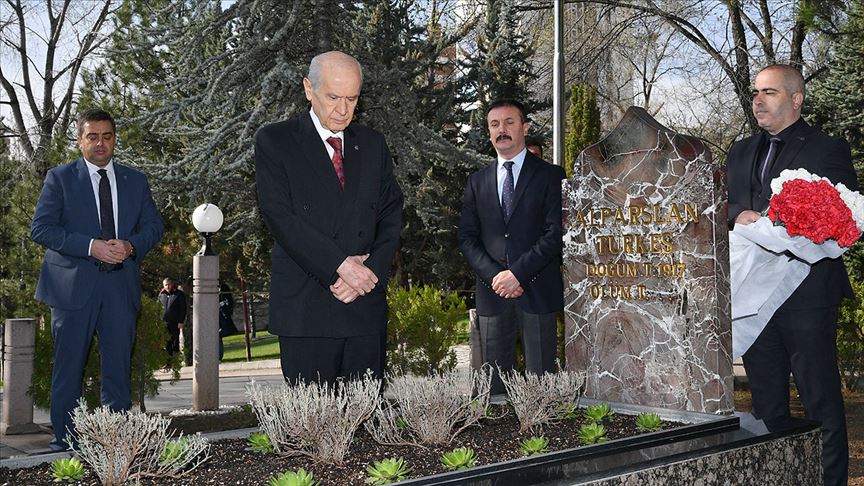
[{"xmin": 495, "ymin": 134, "xmax": 512, "ymax": 142}]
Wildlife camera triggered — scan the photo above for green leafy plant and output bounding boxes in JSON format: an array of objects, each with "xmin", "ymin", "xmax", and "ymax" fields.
[
  {"xmin": 440, "ymin": 447, "xmax": 478, "ymax": 470},
  {"xmin": 578, "ymin": 423, "xmax": 609, "ymax": 445},
  {"xmin": 559, "ymin": 402, "xmax": 579, "ymax": 419},
  {"xmin": 50, "ymin": 457, "xmax": 85, "ymax": 482},
  {"xmin": 635, "ymin": 412, "xmax": 664, "ymax": 432},
  {"xmin": 386, "ymin": 283, "xmax": 468, "ymax": 375},
  {"xmin": 159, "ymin": 437, "xmax": 190, "ymax": 465},
  {"xmin": 269, "ymin": 468, "xmax": 319, "ymax": 486},
  {"xmin": 583, "ymin": 402, "xmax": 615, "ymax": 423},
  {"xmin": 519, "ymin": 436, "xmax": 550, "ymax": 456},
  {"xmin": 396, "ymin": 416, "xmax": 410, "ymax": 430},
  {"xmin": 247, "ymin": 431, "xmax": 273, "ymax": 454},
  {"xmin": 365, "ymin": 457, "xmax": 411, "ymax": 484}
]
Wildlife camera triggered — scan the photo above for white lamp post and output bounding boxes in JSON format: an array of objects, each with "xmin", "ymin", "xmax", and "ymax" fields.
[{"xmin": 191, "ymin": 203, "xmax": 223, "ymax": 411}]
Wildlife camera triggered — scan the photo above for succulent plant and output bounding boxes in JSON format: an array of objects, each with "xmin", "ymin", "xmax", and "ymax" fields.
[
  {"xmin": 635, "ymin": 412, "xmax": 663, "ymax": 432},
  {"xmin": 583, "ymin": 402, "xmax": 615, "ymax": 423},
  {"xmin": 268, "ymin": 468, "xmax": 319, "ymax": 486},
  {"xmin": 50, "ymin": 457, "xmax": 85, "ymax": 482},
  {"xmin": 396, "ymin": 416, "xmax": 410, "ymax": 430},
  {"xmin": 365, "ymin": 457, "xmax": 411, "ymax": 484},
  {"xmin": 247, "ymin": 431, "xmax": 274, "ymax": 454},
  {"xmin": 558, "ymin": 402, "xmax": 579, "ymax": 419},
  {"xmin": 159, "ymin": 437, "xmax": 190, "ymax": 465},
  {"xmin": 440, "ymin": 447, "xmax": 478, "ymax": 470},
  {"xmin": 519, "ymin": 436, "xmax": 550, "ymax": 456},
  {"xmin": 578, "ymin": 422, "xmax": 609, "ymax": 445}
]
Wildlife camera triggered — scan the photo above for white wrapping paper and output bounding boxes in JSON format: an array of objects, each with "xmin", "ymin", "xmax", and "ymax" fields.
[{"xmin": 729, "ymin": 217, "xmax": 846, "ymax": 358}]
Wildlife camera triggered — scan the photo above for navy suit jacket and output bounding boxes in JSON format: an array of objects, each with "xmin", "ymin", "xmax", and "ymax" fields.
[
  {"xmin": 32, "ymin": 159, "xmax": 164, "ymax": 311},
  {"xmin": 255, "ymin": 112, "xmax": 403, "ymax": 338},
  {"xmin": 458, "ymin": 152, "xmax": 565, "ymax": 316},
  {"xmin": 727, "ymin": 120, "xmax": 857, "ymax": 309}
]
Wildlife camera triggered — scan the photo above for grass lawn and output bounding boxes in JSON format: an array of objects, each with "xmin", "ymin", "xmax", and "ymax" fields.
[{"xmin": 221, "ymin": 330, "xmax": 280, "ymax": 363}]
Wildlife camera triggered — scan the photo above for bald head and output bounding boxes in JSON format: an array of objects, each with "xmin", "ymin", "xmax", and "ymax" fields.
[
  {"xmin": 752, "ymin": 64, "xmax": 806, "ymax": 135},
  {"xmin": 307, "ymin": 51, "xmax": 363, "ymax": 90},
  {"xmin": 758, "ymin": 64, "xmax": 805, "ymax": 99}
]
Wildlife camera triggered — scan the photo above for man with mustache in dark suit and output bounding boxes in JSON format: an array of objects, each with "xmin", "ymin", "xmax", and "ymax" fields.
[{"xmin": 458, "ymin": 99, "xmax": 565, "ymax": 396}]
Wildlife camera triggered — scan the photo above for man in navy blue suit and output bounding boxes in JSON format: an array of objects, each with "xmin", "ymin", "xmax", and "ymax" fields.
[
  {"xmin": 31, "ymin": 109, "xmax": 164, "ymax": 450},
  {"xmin": 458, "ymin": 99, "xmax": 565, "ymax": 395}
]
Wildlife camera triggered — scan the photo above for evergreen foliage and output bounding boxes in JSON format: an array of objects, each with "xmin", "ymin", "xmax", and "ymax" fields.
[
  {"xmin": 564, "ymin": 83, "xmax": 601, "ymax": 178},
  {"xmin": 83, "ymin": 0, "xmax": 485, "ymax": 291},
  {"xmin": 808, "ymin": 1, "xmax": 864, "ymax": 380},
  {"xmin": 386, "ymin": 283, "xmax": 468, "ymax": 375},
  {"xmin": 459, "ymin": 0, "xmax": 545, "ymax": 157}
]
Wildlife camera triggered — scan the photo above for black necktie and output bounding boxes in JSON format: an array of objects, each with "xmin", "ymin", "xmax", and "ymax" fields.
[
  {"xmin": 759, "ymin": 137, "xmax": 782, "ymax": 184},
  {"xmin": 502, "ymin": 161, "xmax": 515, "ymax": 224},
  {"xmin": 98, "ymin": 169, "xmax": 116, "ymax": 240}
]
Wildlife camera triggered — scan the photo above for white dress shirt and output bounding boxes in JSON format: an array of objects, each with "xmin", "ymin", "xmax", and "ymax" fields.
[
  {"xmin": 496, "ymin": 148, "xmax": 527, "ymax": 205},
  {"xmin": 85, "ymin": 159, "xmax": 119, "ymax": 255}
]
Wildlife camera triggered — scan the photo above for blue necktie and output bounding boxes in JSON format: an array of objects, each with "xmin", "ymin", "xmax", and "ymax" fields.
[
  {"xmin": 502, "ymin": 161, "xmax": 515, "ymax": 224},
  {"xmin": 759, "ymin": 137, "xmax": 782, "ymax": 184},
  {"xmin": 98, "ymin": 169, "xmax": 116, "ymax": 240}
]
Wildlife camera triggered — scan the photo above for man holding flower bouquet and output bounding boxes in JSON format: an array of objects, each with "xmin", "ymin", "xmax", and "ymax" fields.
[{"xmin": 728, "ymin": 64, "xmax": 857, "ymax": 486}]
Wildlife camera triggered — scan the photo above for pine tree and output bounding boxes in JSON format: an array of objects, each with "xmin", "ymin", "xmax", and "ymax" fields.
[
  {"xmin": 83, "ymin": 0, "xmax": 484, "ymax": 290},
  {"xmin": 564, "ymin": 83, "xmax": 601, "ymax": 178},
  {"xmin": 459, "ymin": 0, "xmax": 545, "ymax": 157}
]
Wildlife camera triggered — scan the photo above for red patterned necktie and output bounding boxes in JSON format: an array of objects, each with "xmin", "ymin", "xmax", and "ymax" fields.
[{"xmin": 326, "ymin": 136, "xmax": 345, "ymax": 189}]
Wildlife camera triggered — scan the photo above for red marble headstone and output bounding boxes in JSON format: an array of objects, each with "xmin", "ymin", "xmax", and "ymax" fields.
[{"xmin": 563, "ymin": 106, "xmax": 733, "ymax": 414}]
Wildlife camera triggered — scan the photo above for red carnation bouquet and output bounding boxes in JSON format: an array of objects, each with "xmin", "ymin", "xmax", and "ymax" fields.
[
  {"xmin": 767, "ymin": 169, "xmax": 863, "ymax": 247},
  {"xmin": 730, "ymin": 168, "xmax": 864, "ymax": 359}
]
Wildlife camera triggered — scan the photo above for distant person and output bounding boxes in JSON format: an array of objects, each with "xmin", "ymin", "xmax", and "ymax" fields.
[
  {"xmin": 727, "ymin": 64, "xmax": 855, "ymax": 486},
  {"xmin": 218, "ymin": 282, "xmax": 236, "ymax": 361},
  {"xmin": 525, "ymin": 135, "xmax": 544, "ymax": 159},
  {"xmin": 254, "ymin": 51, "xmax": 403, "ymax": 385},
  {"xmin": 178, "ymin": 282, "xmax": 193, "ymax": 366},
  {"xmin": 458, "ymin": 99, "xmax": 565, "ymax": 396},
  {"xmin": 31, "ymin": 108, "xmax": 164, "ymax": 450},
  {"xmin": 158, "ymin": 277, "xmax": 187, "ymax": 359}
]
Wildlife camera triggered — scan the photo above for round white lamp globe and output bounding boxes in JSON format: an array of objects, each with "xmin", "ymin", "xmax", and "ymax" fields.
[{"xmin": 191, "ymin": 203, "xmax": 224, "ymax": 234}]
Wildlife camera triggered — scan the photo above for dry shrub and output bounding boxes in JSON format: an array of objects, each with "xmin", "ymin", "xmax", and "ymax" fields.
[
  {"xmin": 501, "ymin": 368, "xmax": 587, "ymax": 433},
  {"xmin": 366, "ymin": 367, "xmax": 491, "ymax": 446},
  {"xmin": 70, "ymin": 400, "xmax": 209, "ymax": 485},
  {"xmin": 246, "ymin": 372, "xmax": 380, "ymax": 465}
]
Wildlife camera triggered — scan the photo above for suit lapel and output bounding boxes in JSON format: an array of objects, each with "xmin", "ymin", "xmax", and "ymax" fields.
[
  {"xmin": 508, "ymin": 153, "xmax": 538, "ymax": 224},
  {"xmin": 769, "ymin": 125, "xmax": 809, "ymax": 179},
  {"xmin": 334, "ymin": 126, "xmax": 362, "ymax": 230},
  {"xmin": 482, "ymin": 162, "xmax": 505, "ymax": 224},
  {"xmin": 75, "ymin": 159, "xmax": 101, "ymax": 234},
  {"xmin": 298, "ymin": 113, "xmax": 344, "ymax": 196},
  {"xmin": 342, "ymin": 126, "xmax": 361, "ymax": 205},
  {"xmin": 114, "ymin": 164, "xmax": 133, "ymax": 239}
]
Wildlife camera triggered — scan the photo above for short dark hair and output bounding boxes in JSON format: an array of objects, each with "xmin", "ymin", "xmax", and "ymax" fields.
[
  {"xmin": 77, "ymin": 109, "xmax": 116, "ymax": 137},
  {"xmin": 486, "ymin": 99, "xmax": 528, "ymax": 123}
]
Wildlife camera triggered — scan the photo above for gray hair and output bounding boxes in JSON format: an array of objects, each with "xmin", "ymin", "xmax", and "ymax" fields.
[{"xmin": 307, "ymin": 51, "xmax": 363, "ymax": 89}]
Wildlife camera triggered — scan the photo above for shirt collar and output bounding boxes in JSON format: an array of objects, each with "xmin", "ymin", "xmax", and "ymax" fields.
[
  {"xmin": 765, "ymin": 117, "xmax": 805, "ymax": 144},
  {"xmin": 309, "ymin": 107, "xmax": 343, "ymax": 143},
  {"xmin": 84, "ymin": 159, "xmax": 114, "ymax": 176},
  {"xmin": 497, "ymin": 148, "xmax": 527, "ymax": 169}
]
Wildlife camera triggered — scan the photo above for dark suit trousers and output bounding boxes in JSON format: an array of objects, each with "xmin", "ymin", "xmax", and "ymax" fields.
[
  {"xmin": 49, "ymin": 270, "xmax": 136, "ymax": 448},
  {"xmin": 477, "ymin": 301, "xmax": 557, "ymax": 395},
  {"xmin": 742, "ymin": 306, "xmax": 848, "ymax": 486},
  {"xmin": 278, "ymin": 335, "xmax": 383, "ymax": 385}
]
